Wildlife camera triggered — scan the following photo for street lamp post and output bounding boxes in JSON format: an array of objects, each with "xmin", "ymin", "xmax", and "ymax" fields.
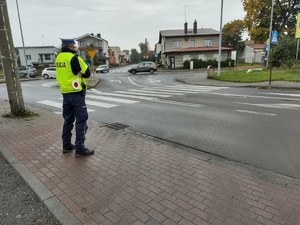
[
  {"xmin": 16, "ymin": 0, "xmax": 29, "ymax": 78},
  {"xmin": 217, "ymin": 0, "xmax": 223, "ymax": 77}
]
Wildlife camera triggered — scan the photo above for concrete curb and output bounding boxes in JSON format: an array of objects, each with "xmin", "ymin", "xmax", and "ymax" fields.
[{"xmin": 0, "ymin": 144, "xmax": 82, "ymax": 225}]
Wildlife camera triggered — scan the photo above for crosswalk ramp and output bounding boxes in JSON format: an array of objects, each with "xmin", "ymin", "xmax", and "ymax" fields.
[{"xmin": 36, "ymin": 85, "xmax": 227, "ymax": 113}]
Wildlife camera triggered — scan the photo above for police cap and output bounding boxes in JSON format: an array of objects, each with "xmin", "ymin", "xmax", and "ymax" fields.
[{"xmin": 60, "ymin": 38, "xmax": 75, "ymax": 44}]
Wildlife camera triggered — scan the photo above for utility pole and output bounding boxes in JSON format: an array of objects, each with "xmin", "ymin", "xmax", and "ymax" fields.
[
  {"xmin": 217, "ymin": 0, "xmax": 223, "ymax": 77},
  {"xmin": 0, "ymin": 0, "xmax": 25, "ymax": 115},
  {"xmin": 266, "ymin": 0, "xmax": 274, "ymax": 68}
]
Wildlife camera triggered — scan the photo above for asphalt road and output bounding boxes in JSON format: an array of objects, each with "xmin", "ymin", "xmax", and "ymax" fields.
[{"xmin": 1, "ymin": 68, "xmax": 299, "ymax": 179}]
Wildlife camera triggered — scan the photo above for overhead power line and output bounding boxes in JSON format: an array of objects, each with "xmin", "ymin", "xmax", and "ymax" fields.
[{"xmin": 38, "ymin": 0, "xmax": 217, "ymax": 13}]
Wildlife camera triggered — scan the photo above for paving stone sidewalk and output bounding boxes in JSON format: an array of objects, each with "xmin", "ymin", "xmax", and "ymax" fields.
[{"xmin": 1, "ymin": 100, "xmax": 300, "ymax": 225}]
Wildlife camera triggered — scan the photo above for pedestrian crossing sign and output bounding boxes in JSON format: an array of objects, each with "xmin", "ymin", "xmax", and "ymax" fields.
[{"xmin": 271, "ymin": 31, "xmax": 278, "ymax": 45}]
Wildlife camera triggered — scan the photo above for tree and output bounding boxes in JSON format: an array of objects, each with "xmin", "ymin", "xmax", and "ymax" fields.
[
  {"xmin": 130, "ymin": 49, "xmax": 140, "ymax": 63},
  {"xmin": 138, "ymin": 42, "xmax": 149, "ymax": 60},
  {"xmin": 242, "ymin": 0, "xmax": 299, "ymax": 43},
  {"xmin": 272, "ymin": 34, "xmax": 298, "ymax": 68},
  {"xmin": 222, "ymin": 19, "xmax": 246, "ymax": 51}
]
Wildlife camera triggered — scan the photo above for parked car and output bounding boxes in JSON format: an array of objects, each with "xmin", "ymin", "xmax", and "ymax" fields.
[
  {"xmin": 95, "ymin": 65, "xmax": 109, "ymax": 73},
  {"xmin": 128, "ymin": 61, "xmax": 157, "ymax": 74},
  {"xmin": 18, "ymin": 67, "xmax": 38, "ymax": 78},
  {"xmin": 42, "ymin": 67, "xmax": 56, "ymax": 79}
]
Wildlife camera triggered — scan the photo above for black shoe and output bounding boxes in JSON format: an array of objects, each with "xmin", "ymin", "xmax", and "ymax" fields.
[
  {"xmin": 63, "ymin": 144, "xmax": 75, "ymax": 153},
  {"xmin": 75, "ymin": 148, "xmax": 94, "ymax": 158}
]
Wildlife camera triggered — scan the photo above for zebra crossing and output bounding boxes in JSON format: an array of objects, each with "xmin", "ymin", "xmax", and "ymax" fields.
[{"xmin": 37, "ymin": 85, "xmax": 227, "ymax": 113}]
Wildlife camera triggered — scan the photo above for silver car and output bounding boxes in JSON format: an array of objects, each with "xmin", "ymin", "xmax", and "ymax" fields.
[
  {"xmin": 128, "ymin": 61, "xmax": 157, "ymax": 74},
  {"xmin": 96, "ymin": 65, "xmax": 109, "ymax": 73},
  {"xmin": 18, "ymin": 67, "xmax": 38, "ymax": 78}
]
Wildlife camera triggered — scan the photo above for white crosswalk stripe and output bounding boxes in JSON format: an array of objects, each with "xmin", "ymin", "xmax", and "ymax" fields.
[
  {"xmin": 36, "ymin": 85, "xmax": 228, "ymax": 113},
  {"xmin": 85, "ymin": 100, "xmax": 118, "ymax": 108},
  {"xmin": 86, "ymin": 95, "xmax": 139, "ymax": 104},
  {"xmin": 37, "ymin": 100, "xmax": 95, "ymax": 112},
  {"xmin": 114, "ymin": 91, "xmax": 172, "ymax": 97}
]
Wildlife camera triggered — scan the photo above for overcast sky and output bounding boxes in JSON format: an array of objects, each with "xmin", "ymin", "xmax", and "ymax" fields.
[{"xmin": 6, "ymin": 0, "xmax": 246, "ymax": 51}]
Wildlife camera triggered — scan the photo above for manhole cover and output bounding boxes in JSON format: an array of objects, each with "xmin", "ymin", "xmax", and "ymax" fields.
[{"xmin": 105, "ymin": 123, "xmax": 130, "ymax": 130}]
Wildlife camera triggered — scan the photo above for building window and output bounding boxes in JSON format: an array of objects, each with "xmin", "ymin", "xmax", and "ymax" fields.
[
  {"xmin": 172, "ymin": 41, "xmax": 181, "ymax": 49},
  {"xmin": 26, "ymin": 55, "xmax": 31, "ymax": 60},
  {"xmin": 80, "ymin": 41, "xmax": 87, "ymax": 47},
  {"xmin": 94, "ymin": 40, "xmax": 102, "ymax": 47},
  {"xmin": 190, "ymin": 40, "xmax": 195, "ymax": 47},
  {"xmin": 203, "ymin": 39, "xmax": 212, "ymax": 47},
  {"xmin": 44, "ymin": 54, "xmax": 51, "ymax": 60}
]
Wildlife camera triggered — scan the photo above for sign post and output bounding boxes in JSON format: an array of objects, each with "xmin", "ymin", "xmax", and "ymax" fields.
[
  {"xmin": 295, "ymin": 13, "xmax": 300, "ymax": 60},
  {"xmin": 269, "ymin": 31, "xmax": 278, "ymax": 85},
  {"xmin": 87, "ymin": 50, "xmax": 96, "ymax": 77}
]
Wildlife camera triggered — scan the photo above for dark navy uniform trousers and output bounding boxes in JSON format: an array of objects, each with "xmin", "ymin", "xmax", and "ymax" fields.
[{"xmin": 62, "ymin": 92, "xmax": 88, "ymax": 152}]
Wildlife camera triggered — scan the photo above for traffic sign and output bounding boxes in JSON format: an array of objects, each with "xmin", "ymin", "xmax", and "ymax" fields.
[
  {"xmin": 87, "ymin": 50, "xmax": 96, "ymax": 58},
  {"xmin": 271, "ymin": 31, "xmax": 278, "ymax": 45},
  {"xmin": 154, "ymin": 53, "xmax": 158, "ymax": 58}
]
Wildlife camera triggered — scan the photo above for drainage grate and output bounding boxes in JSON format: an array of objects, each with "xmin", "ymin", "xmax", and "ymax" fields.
[{"xmin": 105, "ymin": 123, "xmax": 130, "ymax": 130}]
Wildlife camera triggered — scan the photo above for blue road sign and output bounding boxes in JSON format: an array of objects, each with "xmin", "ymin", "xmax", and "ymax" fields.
[{"xmin": 271, "ymin": 31, "xmax": 278, "ymax": 45}]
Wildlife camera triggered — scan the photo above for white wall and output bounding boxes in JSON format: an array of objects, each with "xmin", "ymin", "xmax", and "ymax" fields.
[{"xmin": 17, "ymin": 46, "xmax": 56, "ymax": 66}]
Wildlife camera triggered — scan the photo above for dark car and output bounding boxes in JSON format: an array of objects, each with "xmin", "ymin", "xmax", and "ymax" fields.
[
  {"xmin": 18, "ymin": 67, "xmax": 38, "ymax": 78},
  {"xmin": 128, "ymin": 61, "xmax": 157, "ymax": 74},
  {"xmin": 96, "ymin": 65, "xmax": 109, "ymax": 73}
]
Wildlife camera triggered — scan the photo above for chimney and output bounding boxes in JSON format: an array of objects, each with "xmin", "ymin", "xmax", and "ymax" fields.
[
  {"xmin": 97, "ymin": 33, "xmax": 101, "ymax": 38},
  {"xmin": 184, "ymin": 22, "xmax": 188, "ymax": 34},
  {"xmin": 193, "ymin": 20, "xmax": 197, "ymax": 33}
]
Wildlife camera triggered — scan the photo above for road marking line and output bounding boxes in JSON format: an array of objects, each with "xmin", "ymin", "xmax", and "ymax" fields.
[
  {"xmin": 141, "ymin": 88, "xmax": 201, "ymax": 94},
  {"xmin": 128, "ymin": 89, "xmax": 184, "ymax": 95},
  {"xmin": 211, "ymin": 93, "xmax": 300, "ymax": 101},
  {"xmin": 165, "ymin": 85, "xmax": 229, "ymax": 90},
  {"xmin": 86, "ymin": 95, "xmax": 139, "ymax": 104},
  {"xmin": 237, "ymin": 102, "xmax": 300, "ymax": 109},
  {"xmin": 263, "ymin": 92, "xmax": 300, "ymax": 97},
  {"xmin": 151, "ymin": 99, "xmax": 203, "ymax": 107},
  {"xmin": 37, "ymin": 100, "xmax": 95, "ymax": 112},
  {"xmin": 89, "ymin": 89, "xmax": 157, "ymax": 100},
  {"xmin": 110, "ymin": 80, "xmax": 121, "ymax": 83},
  {"xmin": 236, "ymin": 110, "xmax": 276, "ymax": 116},
  {"xmin": 42, "ymin": 82, "xmax": 58, "ymax": 87},
  {"xmin": 127, "ymin": 76, "xmax": 147, "ymax": 87},
  {"xmin": 85, "ymin": 100, "xmax": 118, "ymax": 108},
  {"xmin": 115, "ymin": 91, "xmax": 172, "ymax": 97}
]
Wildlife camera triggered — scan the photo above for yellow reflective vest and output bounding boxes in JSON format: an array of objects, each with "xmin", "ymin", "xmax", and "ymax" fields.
[{"xmin": 55, "ymin": 52, "xmax": 88, "ymax": 94}]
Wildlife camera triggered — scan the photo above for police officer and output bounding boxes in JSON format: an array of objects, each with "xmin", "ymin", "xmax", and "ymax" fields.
[{"xmin": 56, "ymin": 38, "xmax": 94, "ymax": 157}]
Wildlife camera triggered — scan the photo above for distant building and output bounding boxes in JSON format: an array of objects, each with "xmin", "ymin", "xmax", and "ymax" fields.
[
  {"xmin": 156, "ymin": 20, "xmax": 232, "ymax": 69},
  {"xmin": 76, "ymin": 33, "xmax": 109, "ymax": 65},
  {"xmin": 238, "ymin": 40, "xmax": 266, "ymax": 64},
  {"xmin": 15, "ymin": 46, "xmax": 57, "ymax": 67},
  {"xmin": 109, "ymin": 46, "xmax": 123, "ymax": 66}
]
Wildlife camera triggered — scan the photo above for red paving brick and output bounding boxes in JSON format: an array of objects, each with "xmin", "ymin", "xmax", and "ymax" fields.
[{"xmin": 1, "ymin": 104, "xmax": 300, "ymax": 225}]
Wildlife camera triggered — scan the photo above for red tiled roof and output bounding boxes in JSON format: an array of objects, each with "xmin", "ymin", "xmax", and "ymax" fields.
[{"xmin": 247, "ymin": 44, "xmax": 266, "ymax": 49}]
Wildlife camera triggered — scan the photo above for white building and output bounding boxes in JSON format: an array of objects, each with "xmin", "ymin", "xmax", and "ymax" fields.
[
  {"xmin": 16, "ymin": 46, "xmax": 57, "ymax": 67},
  {"xmin": 76, "ymin": 33, "xmax": 109, "ymax": 65}
]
